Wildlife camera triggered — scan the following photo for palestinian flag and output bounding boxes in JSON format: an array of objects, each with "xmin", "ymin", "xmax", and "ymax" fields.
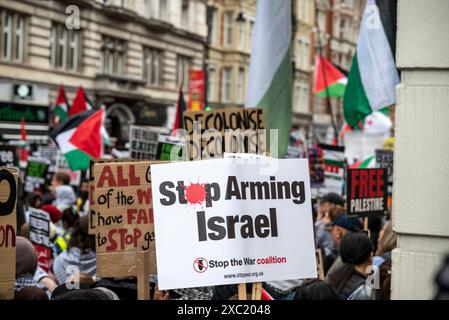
[
  {"xmin": 350, "ymin": 155, "xmax": 376, "ymax": 169},
  {"xmin": 50, "ymin": 109, "xmax": 104, "ymax": 170},
  {"xmin": 54, "ymin": 85, "xmax": 69, "ymax": 123},
  {"xmin": 68, "ymin": 86, "xmax": 92, "ymax": 116},
  {"xmin": 245, "ymin": 0, "xmax": 292, "ymax": 158},
  {"xmin": 314, "ymin": 56, "xmax": 347, "ymax": 97},
  {"xmin": 343, "ymin": 0, "xmax": 399, "ymax": 128}
]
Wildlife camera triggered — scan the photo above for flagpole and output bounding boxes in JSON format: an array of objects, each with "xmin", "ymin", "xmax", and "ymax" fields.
[{"xmin": 314, "ymin": 1, "xmax": 339, "ymax": 144}]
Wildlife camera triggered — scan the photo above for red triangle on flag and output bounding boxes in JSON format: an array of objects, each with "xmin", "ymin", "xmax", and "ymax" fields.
[
  {"xmin": 314, "ymin": 55, "xmax": 346, "ymax": 93},
  {"xmin": 68, "ymin": 86, "xmax": 89, "ymax": 116},
  {"xmin": 69, "ymin": 109, "xmax": 103, "ymax": 158},
  {"xmin": 56, "ymin": 85, "xmax": 68, "ymax": 105}
]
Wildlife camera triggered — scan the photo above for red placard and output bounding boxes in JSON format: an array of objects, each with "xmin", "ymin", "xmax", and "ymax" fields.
[{"xmin": 188, "ymin": 70, "xmax": 205, "ymax": 111}]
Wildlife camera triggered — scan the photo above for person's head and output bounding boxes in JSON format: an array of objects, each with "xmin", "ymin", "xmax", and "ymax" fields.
[
  {"xmin": 14, "ymin": 286, "xmax": 48, "ymax": 300},
  {"xmin": 294, "ymin": 279, "xmax": 340, "ymax": 300},
  {"xmin": 331, "ymin": 214, "xmax": 362, "ymax": 247},
  {"xmin": 15, "ymin": 236, "xmax": 37, "ymax": 276},
  {"xmin": 339, "ymin": 232, "xmax": 374, "ymax": 268},
  {"xmin": 61, "ymin": 206, "xmax": 79, "ymax": 230},
  {"xmin": 53, "ymin": 287, "xmax": 119, "ymax": 300},
  {"xmin": 68, "ymin": 216, "xmax": 95, "ymax": 253},
  {"xmin": 318, "ymin": 193, "xmax": 345, "ymax": 216},
  {"xmin": 27, "ymin": 192, "xmax": 43, "ymax": 209},
  {"xmin": 52, "ymin": 172, "xmax": 71, "ymax": 188},
  {"xmin": 20, "ymin": 223, "xmax": 30, "ymax": 240},
  {"xmin": 80, "ymin": 179, "xmax": 89, "ymax": 195},
  {"xmin": 376, "ymin": 220, "xmax": 397, "ymax": 256}
]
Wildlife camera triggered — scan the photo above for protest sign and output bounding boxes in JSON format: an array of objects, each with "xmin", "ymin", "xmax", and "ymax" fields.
[
  {"xmin": 54, "ymin": 152, "xmax": 81, "ymax": 186},
  {"xmin": 346, "ymin": 168, "xmax": 388, "ymax": 218},
  {"xmin": 29, "ymin": 208, "xmax": 52, "ymax": 272},
  {"xmin": 129, "ymin": 125, "xmax": 163, "ymax": 160},
  {"xmin": 183, "ymin": 108, "xmax": 266, "ymax": 160},
  {"xmin": 91, "ymin": 161, "xmax": 157, "ymax": 277},
  {"xmin": 308, "ymin": 146, "xmax": 325, "ymax": 187},
  {"xmin": 188, "ymin": 69, "xmax": 205, "ymax": 111},
  {"xmin": 320, "ymin": 144, "xmax": 345, "ymax": 195},
  {"xmin": 156, "ymin": 134, "xmax": 187, "ymax": 161},
  {"xmin": 25, "ymin": 156, "xmax": 50, "ymax": 193},
  {"xmin": 375, "ymin": 149, "xmax": 394, "ymax": 185},
  {"xmin": 0, "ymin": 167, "xmax": 18, "ymax": 299},
  {"xmin": 0, "ymin": 146, "xmax": 18, "ymax": 168},
  {"xmin": 151, "ymin": 158, "xmax": 317, "ymax": 290},
  {"xmin": 37, "ymin": 146, "xmax": 59, "ymax": 173}
]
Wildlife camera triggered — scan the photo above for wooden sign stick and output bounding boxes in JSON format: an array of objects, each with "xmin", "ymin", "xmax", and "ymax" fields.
[
  {"xmin": 136, "ymin": 250, "xmax": 150, "ymax": 300},
  {"xmin": 238, "ymin": 283, "xmax": 247, "ymax": 300},
  {"xmin": 251, "ymin": 282, "xmax": 262, "ymax": 300}
]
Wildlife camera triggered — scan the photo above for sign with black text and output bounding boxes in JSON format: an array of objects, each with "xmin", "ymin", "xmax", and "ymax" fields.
[
  {"xmin": 29, "ymin": 208, "xmax": 52, "ymax": 272},
  {"xmin": 346, "ymin": 168, "xmax": 388, "ymax": 218},
  {"xmin": 151, "ymin": 158, "xmax": 317, "ymax": 290}
]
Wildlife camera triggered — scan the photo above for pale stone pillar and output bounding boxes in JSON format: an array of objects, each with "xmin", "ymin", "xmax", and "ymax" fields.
[{"xmin": 392, "ymin": 0, "xmax": 449, "ymax": 299}]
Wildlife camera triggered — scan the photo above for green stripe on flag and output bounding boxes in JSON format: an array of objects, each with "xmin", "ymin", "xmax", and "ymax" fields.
[
  {"xmin": 316, "ymin": 82, "xmax": 346, "ymax": 97},
  {"xmin": 64, "ymin": 149, "xmax": 91, "ymax": 171},
  {"xmin": 343, "ymin": 52, "xmax": 373, "ymax": 129},
  {"xmin": 258, "ymin": 46, "xmax": 292, "ymax": 158}
]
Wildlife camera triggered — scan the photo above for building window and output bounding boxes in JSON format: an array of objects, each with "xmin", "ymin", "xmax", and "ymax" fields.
[
  {"xmin": 295, "ymin": 83, "xmax": 309, "ymax": 113},
  {"xmin": 221, "ymin": 67, "xmax": 232, "ymax": 103},
  {"xmin": 144, "ymin": 0, "xmax": 152, "ymax": 18},
  {"xmin": 207, "ymin": 64, "xmax": 216, "ymax": 101},
  {"xmin": 237, "ymin": 67, "xmax": 245, "ymax": 104},
  {"xmin": 144, "ymin": 47, "xmax": 162, "ymax": 86},
  {"xmin": 223, "ymin": 12, "xmax": 233, "ymax": 47},
  {"xmin": 238, "ymin": 21, "xmax": 245, "ymax": 49},
  {"xmin": 1, "ymin": 10, "xmax": 26, "ymax": 62},
  {"xmin": 249, "ymin": 20, "xmax": 254, "ymax": 49},
  {"xmin": 159, "ymin": 0, "xmax": 167, "ymax": 21},
  {"xmin": 181, "ymin": 0, "xmax": 189, "ymax": 29},
  {"xmin": 340, "ymin": 18, "xmax": 347, "ymax": 39},
  {"xmin": 50, "ymin": 23, "xmax": 80, "ymax": 71},
  {"xmin": 177, "ymin": 55, "xmax": 191, "ymax": 90},
  {"xmin": 296, "ymin": 37, "xmax": 310, "ymax": 69},
  {"xmin": 295, "ymin": 85, "xmax": 302, "ymax": 113},
  {"xmin": 209, "ymin": 8, "xmax": 217, "ymax": 45},
  {"xmin": 100, "ymin": 36, "xmax": 126, "ymax": 76}
]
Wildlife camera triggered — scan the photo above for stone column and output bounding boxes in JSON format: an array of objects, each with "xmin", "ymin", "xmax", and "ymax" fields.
[{"xmin": 392, "ymin": 0, "xmax": 449, "ymax": 299}]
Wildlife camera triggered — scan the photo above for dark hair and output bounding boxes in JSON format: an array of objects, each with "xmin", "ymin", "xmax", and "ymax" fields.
[
  {"xmin": 53, "ymin": 288, "xmax": 115, "ymax": 300},
  {"xmin": 328, "ymin": 232, "xmax": 373, "ymax": 295},
  {"xmin": 62, "ymin": 207, "xmax": 79, "ymax": 229},
  {"xmin": 54, "ymin": 172, "xmax": 71, "ymax": 185},
  {"xmin": 377, "ymin": 259, "xmax": 392, "ymax": 300},
  {"xmin": 68, "ymin": 216, "xmax": 95, "ymax": 253},
  {"xmin": 295, "ymin": 279, "xmax": 340, "ymax": 300},
  {"xmin": 339, "ymin": 232, "xmax": 374, "ymax": 265},
  {"xmin": 27, "ymin": 192, "xmax": 43, "ymax": 208}
]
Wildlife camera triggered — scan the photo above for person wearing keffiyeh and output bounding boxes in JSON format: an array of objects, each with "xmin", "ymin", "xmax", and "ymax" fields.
[
  {"xmin": 15, "ymin": 236, "xmax": 48, "ymax": 300},
  {"xmin": 52, "ymin": 216, "xmax": 96, "ymax": 285}
]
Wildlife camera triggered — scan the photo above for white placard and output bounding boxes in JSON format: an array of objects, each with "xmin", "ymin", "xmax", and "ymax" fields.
[{"xmin": 151, "ymin": 158, "xmax": 317, "ymax": 290}]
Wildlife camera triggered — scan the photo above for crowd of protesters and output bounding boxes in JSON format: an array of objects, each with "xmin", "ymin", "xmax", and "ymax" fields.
[{"xmin": 10, "ymin": 171, "xmax": 448, "ymax": 300}]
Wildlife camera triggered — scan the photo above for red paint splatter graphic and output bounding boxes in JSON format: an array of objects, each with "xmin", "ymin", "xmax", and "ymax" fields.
[{"xmin": 185, "ymin": 182, "xmax": 206, "ymax": 206}]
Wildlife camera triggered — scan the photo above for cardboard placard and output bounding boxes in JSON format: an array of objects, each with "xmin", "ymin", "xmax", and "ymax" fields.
[
  {"xmin": 28, "ymin": 208, "xmax": 52, "ymax": 272},
  {"xmin": 346, "ymin": 168, "xmax": 388, "ymax": 218},
  {"xmin": 25, "ymin": 156, "xmax": 50, "ymax": 193},
  {"xmin": 151, "ymin": 158, "xmax": 317, "ymax": 290},
  {"xmin": 0, "ymin": 146, "xmax": 18, "ymax": 168},
  {"xmin": 183, "ymin": 108, "xmax": 266, "ymax": 160},
  {"xmin": 91, "ymin": 161, "xmax": 157, "ymax": 276},
  {"xmin": 0, "ymin": 167, "xmax": 18, "ymax": 300},
  {"xmin": 129, "ymin": 126, "xmax": 161, "ymax": 160}
]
